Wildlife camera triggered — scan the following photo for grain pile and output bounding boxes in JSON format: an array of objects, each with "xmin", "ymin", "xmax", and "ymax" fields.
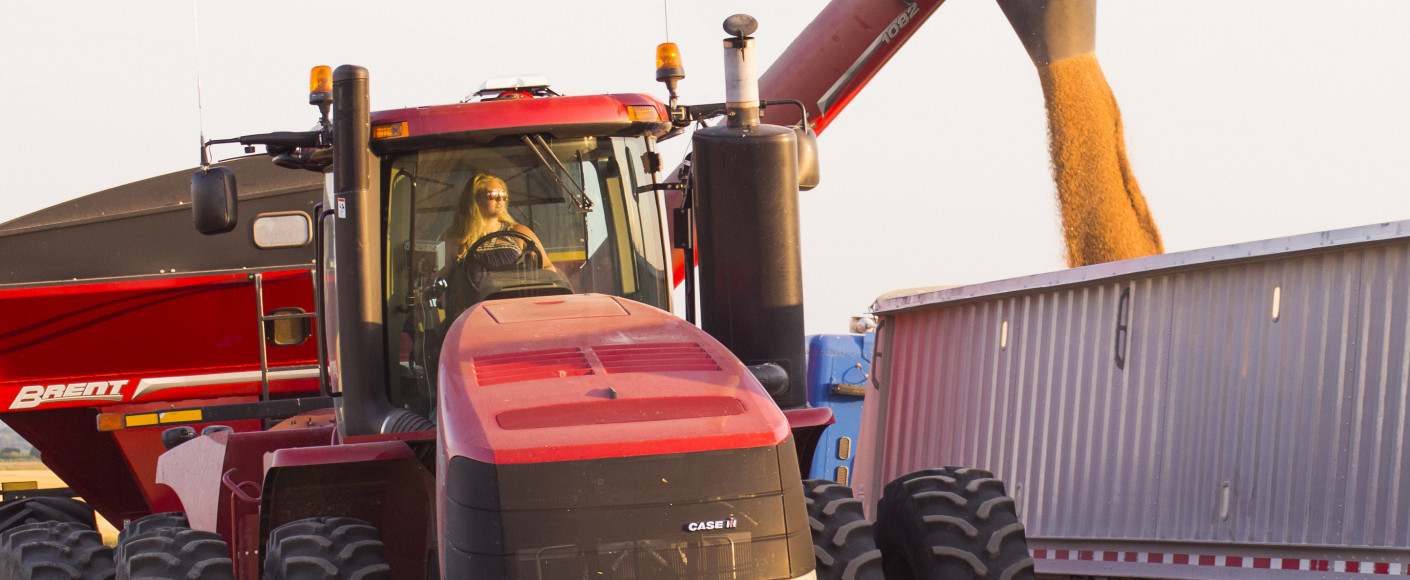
[{"xmin": 1038, "ymin": 53, "xmax": 1163, "ymax": 267}]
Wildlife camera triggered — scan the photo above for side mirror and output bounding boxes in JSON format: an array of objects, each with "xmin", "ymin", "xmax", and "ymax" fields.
[
  {"xmin": 191, "ymin": 166, "xmax": 238, "ymax": 234},
  {"xmin": 794, "ymin": 127, "xmax": 820, "ymax": 191}
]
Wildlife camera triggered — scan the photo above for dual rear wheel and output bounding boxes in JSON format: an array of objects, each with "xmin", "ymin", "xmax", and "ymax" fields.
[
  {"xmin": 0, "ymin": 503, "xmax": 388, "ymax": 580},
  {"xmin": 0, "ymin": 498, "xmax": 113, "ymax": 580},
  {"xmin": 263, "ymin": 517, "xmax": 390, "ymax": 580},
  {"xmin": 806, "ymin": 467, "xmax": 1035, "ymax": 580},
  {"xmin": 114, "ymin": 512, "xmax": 233, "ymax": 580},
  {"xmin": 115, "ymin": 513, "xmax": 390, "ymax": 580}
]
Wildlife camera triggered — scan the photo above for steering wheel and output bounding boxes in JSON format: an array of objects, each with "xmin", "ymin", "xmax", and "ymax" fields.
[
  {"xmin": 464, "ymin": 229, "xmax": 544, "ymax": 271},
  {"xmin": 444, "ymin": 229, "xmax": 569, "ymax": 317}
]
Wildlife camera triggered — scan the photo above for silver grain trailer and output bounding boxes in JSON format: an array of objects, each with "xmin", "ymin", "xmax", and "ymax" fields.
[{"xmin": 858, "ymin": 220, "xmax": 1410, "ymax": 579}]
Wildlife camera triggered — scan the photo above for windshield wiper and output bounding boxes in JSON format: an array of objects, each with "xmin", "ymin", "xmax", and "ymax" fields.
[{"xmin": 520, "ymin": 134, "xmax": 594, "ymax": 213}]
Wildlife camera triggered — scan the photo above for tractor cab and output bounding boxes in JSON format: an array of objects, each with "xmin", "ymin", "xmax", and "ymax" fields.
[
  {"xmin": 379, "ymin": 121, "xmax": 673, "ymax": 415},
  {"xmin": 193, "ymin": 72, "xmax": 677, "ymax": 433}
]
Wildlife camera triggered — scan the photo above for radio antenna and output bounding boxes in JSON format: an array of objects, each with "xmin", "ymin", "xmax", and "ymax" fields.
[
  {"xmin": 662, "ymin": 0, "xmax": 670, "ymax": 42},
  {"xmin": 193, "ymin": 0, "xmax": 210, "ymax": 167}
]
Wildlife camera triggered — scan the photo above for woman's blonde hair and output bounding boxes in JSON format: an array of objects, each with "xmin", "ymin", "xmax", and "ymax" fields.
[{"xmin": 455, "ymin": 173, "xmax": 519, "ymax": 258}]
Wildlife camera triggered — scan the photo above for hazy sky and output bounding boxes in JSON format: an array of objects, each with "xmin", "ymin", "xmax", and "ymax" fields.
[{"xmin": 2, "ymin": 1, "xmax": 1407, "ymax": 334}]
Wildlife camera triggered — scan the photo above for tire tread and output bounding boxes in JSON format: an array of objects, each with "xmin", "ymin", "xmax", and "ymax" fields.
[
  {"xmin": 116, "ymin": 524, "xmax": 233, "ymax": 580},
  {"xmin": 264, "ymin": 517, "xmax": 390, "ymax": 580},
  {"xmin": 0, "ymin": 498, "xmax": 97, "ymax": 535},
  {"xmin": 803, "ymin": 479, "xmax": 884, "ymax": 580},
  {"xmin": 0, "ymin": 521, "xmax": 114, "ymax": 580},
  {"xmin": 876, "ymin": 467, "xmax": 1033, "ymax": 580}
]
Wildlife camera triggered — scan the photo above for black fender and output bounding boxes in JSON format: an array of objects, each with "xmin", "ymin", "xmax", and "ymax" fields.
[{"xmin": 261, "ymin": 439, "xmax": 434, "ymax": 578}]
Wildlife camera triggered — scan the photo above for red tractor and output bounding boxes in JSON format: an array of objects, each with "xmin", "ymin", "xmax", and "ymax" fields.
[{"xmin": 0, "ymin": 14, "xmax": 1031, "ymax": 580}]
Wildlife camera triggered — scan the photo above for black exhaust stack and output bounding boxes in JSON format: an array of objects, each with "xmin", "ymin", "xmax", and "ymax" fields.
[
  {"xmin": 692, "ymin": 16, "xmax": 807, "ymax": 409},
  {"xmin": 191, "ymin": 65, "xmax": 427, "ymax": 435},
  {"xmin": 330, "ymin": 66, "xmax": 433, "ymax": 436},
  {"xmin": 329, "ymin": 65, "xmax": 393, "ymax": 436}
]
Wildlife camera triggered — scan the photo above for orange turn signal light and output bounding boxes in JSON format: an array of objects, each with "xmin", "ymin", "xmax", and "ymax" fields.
[
  {"xmin": 372, "ymin": 122, "xmax": 409, "ymax": 140},
  {"xmin": 655, "ymin": 43, "xmax": 685, "ymax": 82},
  {"xmin": 628, "ymin": 105, "xmax": 661, "ymax": 122},
  {"xmin": 96, "ymin": 412, "xmax": 125, "ymax": 432}
]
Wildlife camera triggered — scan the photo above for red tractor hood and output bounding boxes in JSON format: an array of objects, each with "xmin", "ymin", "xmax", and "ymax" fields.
[{"xmin": 437, "ymin": 294, "xmax": 790, "ymax": 465}]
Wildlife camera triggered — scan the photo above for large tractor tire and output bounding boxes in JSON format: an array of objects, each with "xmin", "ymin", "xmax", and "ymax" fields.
[
  {"xmin": 803, "ymin": 480, "xmax": 884, "ymax": 580},
  {"xmin": 875, "ymin": 467, "xmax": 1034, "ymax": 580},
  {"xmin": 263, "ymin": 516, "xmax": 390, "ymax": 580},
  {"xmin": 116, "ymin": 525, "xmax": 233, "ymax": 580},
  {"xmin": 0, "ymin": 497, "xmax": 98, "ymax": 535},
  {"xmin": 0, "ymin": 521, "xmax": 115, "ymax": 579}
]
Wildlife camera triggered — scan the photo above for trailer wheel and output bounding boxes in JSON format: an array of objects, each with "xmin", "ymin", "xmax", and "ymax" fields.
[
  {"xmin": 875, "ymin": 467, "xmax": 1034, "ymax": 580},
  {"xmin": 264, "ymin": 516, "xmax": 390, "ymax": 580},
  {"xmin": 0, "ymin": 497, "xmax": 98, "ymax": 534},
  {"xmin": 803, "ymin": 479, "xmax": 883, "ymax": 580},
  {"xmin": 0, "ymin": 520, "xmax": 115, "ymax": 579},
  {"xmin": 116, "ymin": 526, "xmax": 233, "ymax": 580}
]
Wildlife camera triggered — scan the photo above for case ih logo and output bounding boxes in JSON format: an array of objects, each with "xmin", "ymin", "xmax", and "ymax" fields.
[
  {"xmin": 9, "ymin": 381, "xmax": 127, "ymax": 410},
  {"xmin": 683, "ymin": 518, "xmax": 738, "ymax": 533}
]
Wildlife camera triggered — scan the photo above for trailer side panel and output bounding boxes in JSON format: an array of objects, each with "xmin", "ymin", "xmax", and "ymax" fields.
[{"xmin": 867, "ymin": 221, "xmax": 1410, "ymax": 574}]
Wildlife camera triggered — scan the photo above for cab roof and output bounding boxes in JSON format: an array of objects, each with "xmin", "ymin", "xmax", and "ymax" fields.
[{"xmin": 369, "ymin": 93, "xmax": 670, "ymax": 151}]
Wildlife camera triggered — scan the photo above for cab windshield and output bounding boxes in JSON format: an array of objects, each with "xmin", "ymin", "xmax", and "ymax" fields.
[{"xmin": 383, "ymin": 135, "xmax": 669, "ymax": 410}]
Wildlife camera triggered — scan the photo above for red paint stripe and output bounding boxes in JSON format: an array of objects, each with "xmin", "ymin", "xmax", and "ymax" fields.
[{"xmin": 1025, "ymin": 550, "xmax": 1407, "ymax": 575}]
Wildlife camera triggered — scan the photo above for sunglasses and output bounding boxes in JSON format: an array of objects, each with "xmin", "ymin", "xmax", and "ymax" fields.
[{"xmin": 482, "ymin": 190, "xmax": 508, "ymax": 201}]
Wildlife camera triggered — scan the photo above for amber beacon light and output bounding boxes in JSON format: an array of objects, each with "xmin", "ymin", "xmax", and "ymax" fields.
[
  {"xmin": 655, "ymin": 42, "xmax": 686, "ymax": 83},
  {"xmin": 655, "ymin": 42, "xmax": 686, "ymax": 111},
  {"xmin": 309, "ymin": 66, "xmax": 333, "ymax": 104}
]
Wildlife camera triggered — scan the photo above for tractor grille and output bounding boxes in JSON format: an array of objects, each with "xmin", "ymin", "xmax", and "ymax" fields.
[
  {"xmin": 593, "ymin": 343, "xmax": 721, "ymax": 374},
  {"xmin": 517, "ymin": 536, "xmax": 758, "ymax": 579},
  {"xmin": 445, "ymin": 442, "xmax": 812, "ymax": 579},
  {"xmin": 472, "ymin": 348, "xmax": 591, "ymax": 386}
]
